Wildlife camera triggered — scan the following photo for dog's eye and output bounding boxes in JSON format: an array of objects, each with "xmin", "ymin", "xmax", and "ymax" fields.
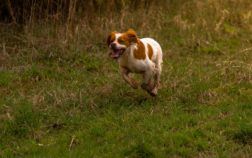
[{"xmin": 118, "ymin": 39, "xmax": 125, "ymax": 44}]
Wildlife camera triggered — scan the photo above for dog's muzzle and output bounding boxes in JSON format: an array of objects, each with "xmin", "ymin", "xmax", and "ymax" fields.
[{"xmin": 109, "ymin": 44, "xmax": 125, "ymax": 59}]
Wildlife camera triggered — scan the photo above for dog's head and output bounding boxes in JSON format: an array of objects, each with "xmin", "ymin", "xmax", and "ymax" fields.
[{"xmin": 107, "ymin": 29, "xmax": 138, "ymax": 59}]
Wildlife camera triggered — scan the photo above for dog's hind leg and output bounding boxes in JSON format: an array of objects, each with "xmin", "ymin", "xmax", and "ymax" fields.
[
  {"xmin": 141, "ymin": 64, "xmax": 158, "ymax": 96},
  {"xmin": 154, "ymin": 49, "xmax": 163, "ymax": 89},
  {"xmin": 154, "ymin": 62, "xmax": 162, "ymax": 89},
  {"xmin": 150, "ymin": 51, "xmax": 163, "ymax": 96}
]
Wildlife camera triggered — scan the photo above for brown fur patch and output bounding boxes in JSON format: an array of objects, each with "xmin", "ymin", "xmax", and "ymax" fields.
[
  {"xmin": 117, "ymin": 29, "xmax": 138, "ymax": 47},
  {"xmin": 126, "ymin": 29, "xmax": 137, "ymax": 43},
  {"xmin": 118, "ymin": 35, "xmax": 131, "ymax": 46},
  {"xmin": 147, "ymin": 44, "xmax": 153, "ymax": 59},
  {"xmin": 134, "ymin": 40, "xmax": 146, "ymax": 60}
]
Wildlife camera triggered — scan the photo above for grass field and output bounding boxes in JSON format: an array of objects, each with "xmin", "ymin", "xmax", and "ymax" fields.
[{"xmin": 0, "ymin": 0, "xmax": 252, "ymax": 157}]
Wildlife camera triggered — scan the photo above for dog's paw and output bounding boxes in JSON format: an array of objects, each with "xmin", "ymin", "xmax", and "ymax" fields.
[
  {"xmin": 141, "ymin": 83, "xmax": 158, "ymax": 97},
  {"xmin": 149, "ymin": 87, "xmax": 158, "ymax": 96}
]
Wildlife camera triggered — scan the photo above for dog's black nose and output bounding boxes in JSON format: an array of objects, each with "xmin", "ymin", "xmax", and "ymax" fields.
[{"xmin": 111, "ymin": 43, "xmax": 117, "ymax": 49}]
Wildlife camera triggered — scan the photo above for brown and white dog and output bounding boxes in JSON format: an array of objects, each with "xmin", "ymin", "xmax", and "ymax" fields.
[{"xmin": 107, "ymin": 29, "xmax": 163, "ymax": 96}]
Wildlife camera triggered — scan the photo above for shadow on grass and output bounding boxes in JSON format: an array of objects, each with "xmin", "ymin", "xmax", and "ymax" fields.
[
  {"xmin": 93, "ymin": 89, "xmax": 161, "ymax": 110},
  {"xmin": 232, "ymin": 124, "xmax": 252, "ymax": 145},
  {"xmin": 123, "ymin": 143, "xmax": 155, "ymax": 158}
]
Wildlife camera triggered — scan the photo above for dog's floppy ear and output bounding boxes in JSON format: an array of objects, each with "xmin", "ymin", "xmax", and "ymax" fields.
[
  {"xmin": 107, "ymin": 34, "xmax": 112, "ymax": 46},
  {"xmin": 107, "ymin": 31, "xmax": 116, "ymax": 46},
  {"xmin": 126, "ymin": 29, "xmax": 137, "ymax": 43}
]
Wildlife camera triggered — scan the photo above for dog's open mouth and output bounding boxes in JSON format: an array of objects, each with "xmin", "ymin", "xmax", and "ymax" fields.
[{"xmin": 109, "ymin": 49, "xmax": 125, "ymax": 59}]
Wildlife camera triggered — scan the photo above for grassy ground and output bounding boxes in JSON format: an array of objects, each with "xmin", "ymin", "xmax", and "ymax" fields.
[{"xmin": 0, "ymin": 1, "xmax": 252, "ymax": 157}]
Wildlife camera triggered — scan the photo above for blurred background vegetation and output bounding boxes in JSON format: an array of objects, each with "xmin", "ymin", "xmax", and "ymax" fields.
[
  {"xmin": 1, "ymin": 0, "xmax": 251, "ymax": 64},
  {"xmin": 0, "ymin": 0, "xmax": 169, "ymax": 23}
]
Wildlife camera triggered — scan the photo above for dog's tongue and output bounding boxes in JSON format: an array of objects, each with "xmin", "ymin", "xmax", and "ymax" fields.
[{"xmin": 110, "ymin": 49, "xmax": 121, "ymax": 59}]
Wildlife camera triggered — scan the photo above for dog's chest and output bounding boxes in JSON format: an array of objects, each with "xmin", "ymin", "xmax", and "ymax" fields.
[{"xmin": 118, "ymin": 51, "xmax": 147, "ymax": 73}]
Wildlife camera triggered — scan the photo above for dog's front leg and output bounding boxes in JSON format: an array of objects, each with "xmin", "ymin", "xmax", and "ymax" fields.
[{"xmin": 120, "ymin": 67, "xmax": 138, "ymax": 89}]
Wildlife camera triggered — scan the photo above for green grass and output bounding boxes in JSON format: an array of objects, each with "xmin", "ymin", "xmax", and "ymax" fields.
[{"xmin": 1, "ymin": 1, "xmax": 252, "ymax": 157}]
